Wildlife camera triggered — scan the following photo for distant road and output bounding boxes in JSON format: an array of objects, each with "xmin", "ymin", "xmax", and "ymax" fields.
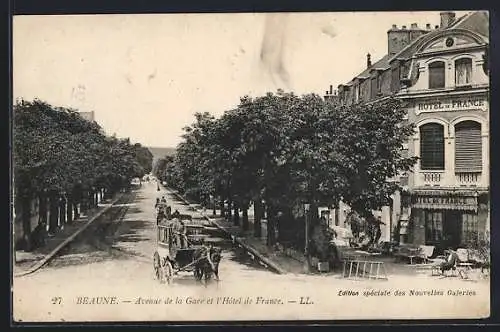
[{"xmin": 147, "ymin": 146, "xmax": 176, "ymax": 166}]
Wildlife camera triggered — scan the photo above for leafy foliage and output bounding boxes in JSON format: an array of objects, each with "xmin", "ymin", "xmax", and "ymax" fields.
[
  {"xmin": 13, "ymin": 99, "xmax": 153, "ymax": 197},
  {"xmin": 153, "ymin": 91, "xmax": 416, "ymax": 248}
]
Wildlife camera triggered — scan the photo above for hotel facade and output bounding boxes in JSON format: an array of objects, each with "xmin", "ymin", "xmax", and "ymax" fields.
[{"xmin": 324, "ymin": 11, "xmax": 489, "ymax": 251}]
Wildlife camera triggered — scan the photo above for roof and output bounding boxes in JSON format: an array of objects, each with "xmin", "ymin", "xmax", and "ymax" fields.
[
  {"xmin": 452, "ymin": 11, "xmax": 489, "ymax": 38},
  {"xmin": 344, "ymin": 54, "xmax": 391, "ymax": 86},
  {"xmin": 388, "ymin": 11, "xmax": 489, "ymax": 63},
  {"xmin": 335, "ymin": 11, "xmax": 489, "ymax": 93}
]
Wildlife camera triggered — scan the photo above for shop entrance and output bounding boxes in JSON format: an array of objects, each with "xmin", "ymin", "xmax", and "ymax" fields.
[
  {"xmin": 423, "ymin": 209, "xmax": 463, "ymax": 251},
  {"xmin": 443, "ymin": 210, "xmax": 462, "ymax": 249}
]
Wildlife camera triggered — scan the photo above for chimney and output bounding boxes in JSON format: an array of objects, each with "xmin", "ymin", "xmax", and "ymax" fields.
[
  {"xmin": 392, "ymin": 24, "xmax": 397, "ymax": 29},
  {"xmin": 410, "ymin": 23, "xmax": 418, "ymax": 29},
  {"xmin": 367, "ymin": 53, "xmax": 372, "ymax": 68},
  {"xmin": 426, "ymin": 23, "xmax": 431, "ymax": 29},
  {"xmin": 440, "ymin": 11, "xmax": 456, "ymax": 29},
  {"xmin": 329, "ymin": 85, "xmax": 333, "ymax": 94}
]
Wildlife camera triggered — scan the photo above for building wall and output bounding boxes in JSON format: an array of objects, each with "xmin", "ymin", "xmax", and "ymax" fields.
[
  {"xmin": 398, "ymin": 28, "xmax": 489, "ymax": 249},
  {"xmin": 331, "ymin": 14, "xmax": 489, "ymax": 248}
]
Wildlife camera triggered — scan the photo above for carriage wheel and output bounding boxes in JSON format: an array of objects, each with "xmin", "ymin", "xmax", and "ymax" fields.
[
  {"xmin": 163, "ymin": 259, "xmax": 173, "ymax": 284},
  {"xmin": 153, "ymin": 252, "xmax": 161, "ymax": 281}
]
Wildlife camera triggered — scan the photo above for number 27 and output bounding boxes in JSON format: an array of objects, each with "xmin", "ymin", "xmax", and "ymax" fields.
[{"xmin": 51, "ymin": 297, "xmax": 62, "ymax": 304}]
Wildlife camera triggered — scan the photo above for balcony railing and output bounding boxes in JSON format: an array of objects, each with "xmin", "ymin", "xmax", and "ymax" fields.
[
  {"xmin": 422, "ymin": 171, "xmax": 442, "ymax": 185},
  {"xmin": 415, "ymin": 171, "xmax": 485, "ymax": 188},
  {"xmin": 456, "ymin": 172, "xmax": 481, "ymax": 185}
]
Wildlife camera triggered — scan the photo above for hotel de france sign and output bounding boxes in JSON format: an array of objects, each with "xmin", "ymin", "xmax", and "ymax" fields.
[{"xmin": 413, "ymin": 96, "xmax": 488, "ymax": 115}]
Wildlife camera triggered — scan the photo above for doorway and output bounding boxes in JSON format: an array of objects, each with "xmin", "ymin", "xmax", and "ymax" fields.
[{"xmin": 443, "ymin": 210, "xmax": 462, "ymax": 249}]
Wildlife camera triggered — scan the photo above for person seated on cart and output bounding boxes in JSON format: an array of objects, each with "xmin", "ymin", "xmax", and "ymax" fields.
[
  {"xmin": 170, "ymin": 218, "xmax": 188, "ymax": 249},
  {"xmin": 156, "ymin": 202, "xmax": 168, "ymax": 224},
  {"xmin": 172, "ymin": 209, "xmax": 181, "ymax": 219}
]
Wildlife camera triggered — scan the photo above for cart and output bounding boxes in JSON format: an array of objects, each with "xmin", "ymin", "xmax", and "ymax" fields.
[{"xmin": 153, "ymin": 221, "xmax": 214, "ymax": 284}]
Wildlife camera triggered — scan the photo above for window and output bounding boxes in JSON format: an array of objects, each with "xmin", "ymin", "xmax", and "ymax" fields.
[
  {"xmin": 455, "ymin": 58, "xmax": 472, "ymax": 85},
  {"xmin": 354, "ymin": 84, "xmax": 360, "ymax": 103},
  {"xmin": 428, "ymin": 61, "xmax": 445, "ymax": 89},
  {"xmin": 420, "ymin": 123, "xmax": 445, "ymax": 170},
  {"xmin": 370, "ymin": 77, "xmax": 377, "ymax": 99},
  {"xmin": 425, "ymin": 210, "xmax": 443, "ymax": 243},
  {"xmin": 455, "ymin": 121, "xmax": 482, "ymax": 172},
  {"xmin": 462, "ymin": 213, "xmax": 478, "ymax": 245},
  {"xmin": 391, "ymin": 66, "xmax": 400, "ymax": 92}
]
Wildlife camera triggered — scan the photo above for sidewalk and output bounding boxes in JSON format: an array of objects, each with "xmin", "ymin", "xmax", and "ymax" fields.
[
  {"xmin": 212, "ymin": 217, "xmax": 307, "ymax": 274},
  {"xmin": 13, "ymin": 195, "xmax": 122, "ymax": 276}
]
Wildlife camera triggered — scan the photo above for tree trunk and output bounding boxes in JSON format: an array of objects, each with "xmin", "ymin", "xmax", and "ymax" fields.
[
  {"xmin": 73, "ymin": 201, "xmax": 79, "ymax": 220},
  {"xmin": 39, "ymin": 194, "xmax": 48, "ymax": 226},
  {"xmin": 233, "ymin": 202, "xmax": 240, "ymax": 226},
  {"xmin": 253, "ymin": 198, "xmax": 262, "ymax": 238},
  {"xmin": 48, "ymin": 192, "xmax": 59, "ymax": 234},
  {"xmin": 266, "ymin": 205, "xmax": 277, "ymax": 246},
  {"xmin": 59, "ymin": 196, "xmax": 67, "ymax": 227},
  {"xmin": 242, "ymin": 203, "xmax": 249, "ymax": 231},
  {"xmin": 20, "ymin": 194, "xmax": 32, "ymax": 251},
  {"xmin": 227, "ymin": 200, "xmax": 233, "ymax": 221},
  {"xmin": 219, "ymin": 197, "xmax": 225, "ymax": 218},
  {"xmin": 66, "ymin": 196, "xmax": 73, "ymax": 223}
]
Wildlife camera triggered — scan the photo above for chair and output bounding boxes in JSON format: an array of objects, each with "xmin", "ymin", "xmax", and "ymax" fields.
[
  {"xmin": 418, "ymin": 245, "xmax": 435, "ymax": 263},
  {"xmin": 394, "ymin": 245, "xmax": 422, "ymax": 265},
  {"xmin": 456, "ymin": 248, "xmax": 474, "ymax": 279}
]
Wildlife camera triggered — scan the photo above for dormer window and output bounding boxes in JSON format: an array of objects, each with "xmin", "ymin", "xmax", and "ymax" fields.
[
  {"xmin": 455, "ymin": 58, "xmax": 472, "ymax": 86},
  {"xmin": 429, "ymin": 61, "xmax": 445, "ymax": 89}
]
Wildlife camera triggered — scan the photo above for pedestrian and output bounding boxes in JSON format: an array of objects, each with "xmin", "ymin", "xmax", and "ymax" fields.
[
  {"xmin": 161, "ymin": 196, "xmax": 167, "ymax": 204},
  {"xmin": 374, "ymin": 216, "xmax": 382, "ymax": 245}
]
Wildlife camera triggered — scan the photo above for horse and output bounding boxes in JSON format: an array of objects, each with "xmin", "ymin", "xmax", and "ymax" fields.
[{"xmin": 193, "ymin": 246, "xmax": 222, "ymax": 285}]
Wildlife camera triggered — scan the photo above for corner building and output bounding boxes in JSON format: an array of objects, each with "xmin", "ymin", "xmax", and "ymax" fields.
[{"xmin": 324, "ymin": 11, "xmax": 489, "ymax": 252}]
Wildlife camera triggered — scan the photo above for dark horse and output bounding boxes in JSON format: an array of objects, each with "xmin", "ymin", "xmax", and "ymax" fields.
[{"xmin": 193, "ymin": 246, "xmax": 222, "ymax": 284}]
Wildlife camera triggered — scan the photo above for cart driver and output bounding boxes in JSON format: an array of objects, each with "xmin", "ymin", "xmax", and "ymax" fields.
[
  {"xmin": 169, "ymin": 218, "xmax": 187, "ymax": 248},
  {"xmin": 178, "ymin": 219, "xmax": 188, "ymax": 248}
]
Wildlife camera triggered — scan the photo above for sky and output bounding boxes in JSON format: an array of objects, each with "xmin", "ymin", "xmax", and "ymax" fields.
[{"xmin": 13, "ymin": 11, "xmax": 470, "ymax": 148}]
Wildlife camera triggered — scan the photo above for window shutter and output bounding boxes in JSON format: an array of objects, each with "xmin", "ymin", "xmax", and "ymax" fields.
[{"xmin": 455, "ymin": 121, "xmax": 482, "ymax": 172}]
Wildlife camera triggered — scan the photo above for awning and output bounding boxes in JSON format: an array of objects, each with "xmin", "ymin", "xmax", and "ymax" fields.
[
  {"xmin": 412, "ymin": 202, "xmax": 477, "ymax": 212},
  {"xmin": 411, "ymin": 191, "xmax": 478, "ymax": 212}
]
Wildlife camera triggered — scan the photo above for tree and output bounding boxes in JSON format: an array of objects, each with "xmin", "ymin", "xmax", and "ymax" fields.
[
  {"xmin": 163, "ymin": 92, "xmax": 417, "ymax": 255},
  {"xmin": 13, "ymin": 99, "xmax": 151, "ymax": 250},
  {"xmin": 331, "ymin": 98, "xmax": 417, "ymax": 218}
]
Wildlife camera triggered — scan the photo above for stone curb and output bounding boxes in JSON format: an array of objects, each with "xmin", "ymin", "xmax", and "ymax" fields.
[
  {"xmin": 162, "ymin": 186, "xmax": 287, "ymax": 275},
  {"xmin": 14, "ymin": 194, "xmax": 123, "ymax": 278}
]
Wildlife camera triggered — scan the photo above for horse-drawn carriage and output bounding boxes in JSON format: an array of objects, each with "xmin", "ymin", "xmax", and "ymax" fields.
[{"xmin": 153, "ymin": 219, "xmax": 222, "ymax": 285}]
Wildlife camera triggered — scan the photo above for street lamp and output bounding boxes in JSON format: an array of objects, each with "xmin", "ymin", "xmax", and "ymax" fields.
[{"xmin": 304, "ymin": 203, "xmax": 311, "ymax": 273}]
